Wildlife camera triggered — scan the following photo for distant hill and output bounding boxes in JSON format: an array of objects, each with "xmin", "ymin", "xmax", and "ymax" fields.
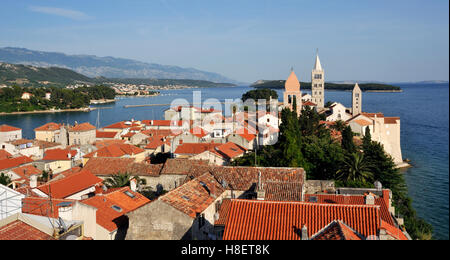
[
  {"xmin": 0, "ymin": 62, "xmax": 236, "ymax": 88},
  {"xmin": 252, "ymin": 80, "xmax": 402, "ymax": 91},
  {"xmin": 0, "ymin": 47, "xmax": 238, "ymax": 84}
]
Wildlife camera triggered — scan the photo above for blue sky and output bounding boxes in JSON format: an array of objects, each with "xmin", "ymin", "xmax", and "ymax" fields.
[{"xmin": 0, "ymin": 0, "xmax": 448, "ymax": 83}]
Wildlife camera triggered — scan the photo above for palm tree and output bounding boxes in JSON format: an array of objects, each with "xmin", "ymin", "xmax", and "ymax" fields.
[
  {"xmin": 336, "ymin": 152, "xmax": 373, "ymax": 183},
  {"xmin": 103, "ymin": 172, "xmax": 146, "ymax": 189}
]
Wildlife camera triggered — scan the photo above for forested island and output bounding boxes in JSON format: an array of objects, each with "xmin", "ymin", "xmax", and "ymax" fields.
[
  {"xmin": 0, "ymin": 85, "xmax": 115, "ymax": 113},
  {"xmin": 252, "ymin": 80, "xmax": 402, "ymax": 92}
]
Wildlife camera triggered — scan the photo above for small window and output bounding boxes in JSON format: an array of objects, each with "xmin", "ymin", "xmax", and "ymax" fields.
[
  {"xmin": 111, "ymin": 205, "xmax": 123, "ymax": 212},
  {"xmin": 124, "ymin": 191, "xmax": 135, "ymax": 198}
]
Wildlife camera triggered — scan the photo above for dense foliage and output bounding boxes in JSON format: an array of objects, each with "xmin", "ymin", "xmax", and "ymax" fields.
[
  {"xmin": 0, "ymin": 85, "xmax": 115, "ymax": 113},
  {"xmin": 252, "ymin": 80, "xmax": 401, "ymax": 91},
  {"xmin": 241, "ymin": 88, "xmax": 278, "ymax": 102},
  {"xmin": 233, "ymin": 106, "xmax": 433, "ymax": 239}
]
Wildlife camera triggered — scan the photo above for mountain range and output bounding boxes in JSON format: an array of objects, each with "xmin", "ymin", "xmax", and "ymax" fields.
[
  {"xmin": 0, "ymin": 62, "xmax": 236, "ymax": 88},
  {"xmin": 0, "ymin": 47, "xmax": 238, "ymax": 84}
]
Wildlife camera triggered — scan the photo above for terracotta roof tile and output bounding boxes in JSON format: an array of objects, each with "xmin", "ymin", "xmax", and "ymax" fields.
[
  {"xmin": 0, "ymin": 156, "xmax": 33, "ymax": 171},
  {"xmin": 0, "ymin": 150, "xmax": 13, "ymax": 160},
  {"xmin": 384, "ymin": 117, "xmax": 400, "ymax": 124},
  {"xmin": 81, "ymin": 187, "xmax": 150, "ymax": 232},
  {"xmin": 0, "ymin": 124, "xmax": 21, "ymax": 132},
  {"xmin": 304, "ymin": 193, "xmax": 395, "ymax": 225},
  {"xmin": 36, "ymin": 170, "xmax": 103, "ymax": 199},
  {"xmin": 84, "ymin": 143, "xmax": 145, "ymax": 159},
  {"xmin": 96, "ymin": 131, "xmax": 119, "ymax": 138},
  {"xmin": 69, "ymin": 122, "xmax": 96, "ymax": 132},
  {"xmin": 215, "ymin": 142, "xmax": 246, "ymax": 159},
  {"xmin": 223, "ymin": 200, "xmax": 381, "ymax": 240},
  {"xmin": 42, "ymin": 148, "xmax": 77, "ymax": 161},
  {"xmin": 159, "ymin": 173, "xmax": 225, "ymax": 218},
  {"xmin": 215, "ymin": 199, "xmax": 231, "ymax": 226},
  {"xmin": 311, "ymin": 220, "xmax": 364, "ymax": 240},
  {"xmin": 0, "ymin": 220, "xmax": 55, "ymax": 240},
  {"xmin": 34, "ymin": 123, "xmax": 61, "ymax": 132},
  {"xmin": 174, "ymin": 143, "xmax": 222, "ymax": 155},
  {"xmin": 22, "ymin": 197, "xmax": 76, "ymax": 219},
  {"xmin": 83, "ymin": 157, "xmax": 162, "ymax": 177}
]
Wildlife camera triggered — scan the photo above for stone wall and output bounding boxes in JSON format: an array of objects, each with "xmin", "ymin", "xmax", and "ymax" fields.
[{"xmin": 125, "ymin": 200, "xmax": 194, "ymax": 240}]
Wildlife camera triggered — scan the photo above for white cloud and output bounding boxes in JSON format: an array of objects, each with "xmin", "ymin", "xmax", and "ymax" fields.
[{"xmin": 29, "ymin": 6, "xmax": 91, "ymax": 20}]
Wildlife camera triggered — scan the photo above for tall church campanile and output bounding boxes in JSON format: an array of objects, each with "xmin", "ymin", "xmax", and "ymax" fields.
[
  {"xmin": 283, "ymin": 69, "xmax": 302, "ymax": 115},
  {"xmin": 311, "ymin": 53, "xmax": 325, "ymax": 109}
]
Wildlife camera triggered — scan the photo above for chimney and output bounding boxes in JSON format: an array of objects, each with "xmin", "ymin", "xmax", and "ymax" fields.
[
  {"xmin": 30, "ymin": 175, "xmax": 38, "ymax": 188},
  {"xmin": 256, "ymin": 171, "xmax": 265, "ymax": 200},
  {"xmin": 301, "ymin": 225, "xmax": 309, "ymax": 240},
  {"xmin": 130, "ymin": 178, "xmax": 137, "ymax": 192},
  {"xmin": 365, "ymin": 193, "xmax": 375, "ymax": 205}
]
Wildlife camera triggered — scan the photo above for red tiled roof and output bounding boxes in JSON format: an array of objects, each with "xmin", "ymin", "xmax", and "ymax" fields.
[
  {"xmin": 95, "ymin": 139, "xmax": 126, "ymax": 149},
  {"xmin": 384, "ymin": 117, "xmax": 400, "ymax": 124},
  {"xmin": 311, "ymin": 220, "xmax": 364, "ymax": 240},
  {"xmin": 42, "ymin": 148, "xmax": 77, "ymax": 161},
  {"xmin": 0, "ymin": 124, "xmax": 21, "ymax": 132},
  {"xmin": 145, "ymin": 135, "xmax": 171, "ymax": 149},
  {"xmin": 0, "ymin": 220, "xmax": 55, "ymax": 240},
  {"xmin": 121, "ymin": 132, "xmax": 136, "ymax": 138},
  {"xmin": 302, "ymin": 101, "xmax": 317, "ymax": 106},
  {"xmin": 303, "ymin": 193, "xmax": 394, "ymax": 225},
  {"xmin": 34, "ymin": 122, "xmax": 61, "ymax": 132},
  {"xmin": 215, "ymin": 142, "xmax": 246, "ymax": 159},
  {"xmin": 104, "ymin": 121, "xmax": 139, "ymax": 130},
  {"xmin": 215, "ymin": 199, "xmax": 231, "ymax": 226},
  {"xmin": 22, "ymin": 197, "xmax": 76, "ymax": 219},
  {"xmin": 96, "ymin": 131, "xmax": 118, "ymax": 138},
  {"xmin": 380, "ymin": 220, "xmax": 408, "ymax": 240},
  {"xmin": 353, "ymin": 119, "xmax": 372, "ymax": 126},
  {"xmin": 81, "ymin": 187, "xmax": 150, "ymax": 232},
  {"xmin": 11, "ymin": 165, "xmax": 42, "ymax": 180},
  {"xmin": 361, "ymin": 112, "xmax": 384, "ymax": 118},
  {"xmin": 233, "ymin": 128, "xmax": 256, "ymax": 142},
  {"xmin": 83, "ymin": 157, "xmax": 162, "ymax": 177},
  {"xmin": 159, "ymin": 159, "xmax": 211, "ymax": 175},
  {"xmin": 211, "ymin": 166, "xmax": 304, "ymax": 191},
  {"xmin": 222, "ymin": 200, "xmax": 381, "ymax": 240},
  {"xmin": 36, "ymin": 170, "xmax": 103, "ymax": 199},
  {"xmin": 264, "ymin": 181, "xmax": 303, "ymax": 201},
  {"xmin": 0, "ymin": 150, "xmax": 12, "ymax": 160},
  {"xmin": 189, "ymin": 127, "xmax": 209, "ymax": 138},
  {"xmin": 84, "ymin": 143, "xmax": 145, "ymax": 159},
  {"xmin": 159, "ymin": 173, "xmax": 225, "ymax": 218},
  {"xmin": 174, "ymin": 142, "xmax": 222, "ymax": 155},
  {"xmin": 0, "ymin": 156, "xmax": 33, "ymax": 171},
  {"xmin": 69, "ymin": 122, "xmax": 96, "ymax": 132}
]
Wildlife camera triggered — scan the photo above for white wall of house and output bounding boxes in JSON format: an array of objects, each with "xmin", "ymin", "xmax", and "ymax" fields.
[
  {"xmin": 0, "ymin": 184, "xmax": 25, "ymax": 220},
  {"xmin": 0, "ymin": 130, "xmax": 22, "ymax": 143}
]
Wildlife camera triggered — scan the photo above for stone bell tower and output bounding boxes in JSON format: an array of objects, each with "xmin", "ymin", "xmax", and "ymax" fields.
[
  {"xmin": 311, "ymin": 52, "xmax": 325, "ymax": 109},
  {"xmin": 352, "ymin": 83, "xmax": 362, "ymax": 116},
  {"xmin": 283, "ymin": 68, "xmax": 302, "ymax": 115}
]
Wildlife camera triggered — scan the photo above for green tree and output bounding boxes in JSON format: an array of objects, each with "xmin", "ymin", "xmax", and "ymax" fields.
[
  {"xmin": 341, "ymin": 126, "xmax": 356, "ymax": 154},
  {"xmin": 103, "ymin": 172, "xmax": 146, "ymax": 189},
  {"xmin": 0, "ymin": 172, "xmax": 12, "ymax": 187},
  {"xmin": 336, "ymin": 152, "xmax": 373, "ymax": 184}
]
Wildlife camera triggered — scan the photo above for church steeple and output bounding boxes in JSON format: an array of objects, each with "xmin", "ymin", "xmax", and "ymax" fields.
[
  {"xmin": 352, "ymin": 83, "xmax": 362, "ymax": 116},
  {"xmin": 283, "ymin": 69, "xmax": 302, "ymax": 116},
  {"xmin": 314, "ymin": 53, "xmax": 323, "ymax": 71},
  {"xmin": 311, "ymin": 51, "xmax": 325, "ymax": 109}
]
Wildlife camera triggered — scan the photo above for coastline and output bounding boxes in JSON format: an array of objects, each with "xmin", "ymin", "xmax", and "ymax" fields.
[{"xmin": 0, "ymin": 107, "xmax": 95, "ymax": 115}]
